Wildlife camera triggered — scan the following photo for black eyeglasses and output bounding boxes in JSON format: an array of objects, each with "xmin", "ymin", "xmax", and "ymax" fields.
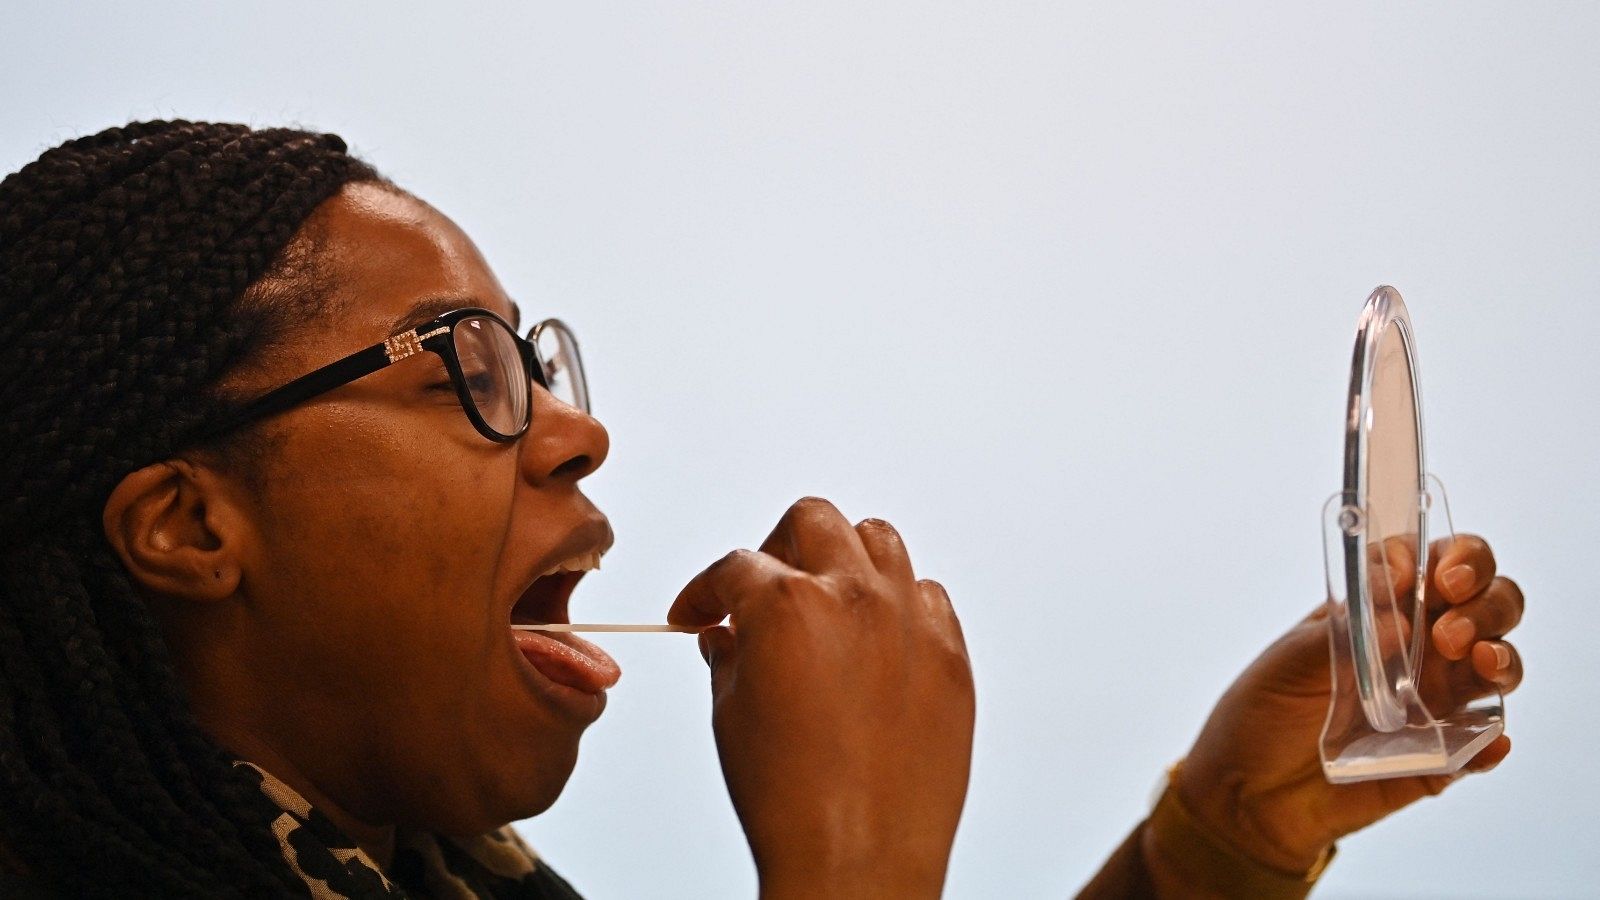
[{"xmin": 209, "ymin": 308, "xmax": 589, "ymax": 443}]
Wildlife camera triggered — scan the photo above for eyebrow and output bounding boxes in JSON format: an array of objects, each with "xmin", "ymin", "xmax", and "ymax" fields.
[{"xmin": 389, "ymin": 296, "xmax": 523, "ymax": 335}]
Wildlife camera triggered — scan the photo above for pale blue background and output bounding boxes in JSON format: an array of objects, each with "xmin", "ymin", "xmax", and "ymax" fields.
[{"xmin": 4, "ymin": 3, "xmax": 1595, "ymax": 897}]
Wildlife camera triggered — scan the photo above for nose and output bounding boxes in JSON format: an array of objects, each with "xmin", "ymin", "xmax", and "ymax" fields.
[{"xmin": 518, "ymin": 385, "xmax": 609, "ymax": 486}]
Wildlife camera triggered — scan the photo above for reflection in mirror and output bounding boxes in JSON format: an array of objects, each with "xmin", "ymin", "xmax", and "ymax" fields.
[{"xmin": 1363, "ymin": 316, "xmax": 1424, "ymax": 729}]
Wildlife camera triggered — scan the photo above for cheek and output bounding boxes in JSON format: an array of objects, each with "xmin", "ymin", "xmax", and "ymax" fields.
[
  {"xmin": 251, "ymin": 424, "xmax": 513, "ymax": 713},
  {"xmin": 247, "ymin": 421, "xmax": 583, "ymax": 826}
]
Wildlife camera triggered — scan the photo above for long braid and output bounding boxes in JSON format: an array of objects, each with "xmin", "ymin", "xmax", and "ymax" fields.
[{"xmin": 0, "ymin": 120, "xmax": 381, "ymax": 897}]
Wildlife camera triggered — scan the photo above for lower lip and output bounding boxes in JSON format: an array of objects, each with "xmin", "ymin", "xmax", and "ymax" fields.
[{"xmin": 509, "ymin": 631, "xmax": 619, "ymax": 722}]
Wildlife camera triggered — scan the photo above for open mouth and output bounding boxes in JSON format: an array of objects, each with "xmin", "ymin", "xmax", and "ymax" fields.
[
  {"xmin": 509, "ymin": 549, "xmax": 621, "ymax": 697},
  {"xmin": 511, "ymin": 548, "xmax": 605, "ymax": 625}
]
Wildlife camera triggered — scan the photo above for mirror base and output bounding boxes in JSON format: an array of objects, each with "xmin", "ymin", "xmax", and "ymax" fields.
[
  {"xmin": 1317, "ymin": 476, "xmax": 1507, "ymax": 783},
  {"xmin": 1322, "ymin": 704, "xmax": 1504, "ymax": 783}
]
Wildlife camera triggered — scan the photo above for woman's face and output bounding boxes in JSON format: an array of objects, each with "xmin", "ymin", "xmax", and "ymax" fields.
[{"xmin": 189, "ymin": 182, "xmax": 615, "ymax": 834}]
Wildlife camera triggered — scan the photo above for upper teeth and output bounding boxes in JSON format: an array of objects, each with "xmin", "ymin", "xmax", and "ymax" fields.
[{"xmin": 540, "ymin": 550, "xmax": 603, "ymax": 577}]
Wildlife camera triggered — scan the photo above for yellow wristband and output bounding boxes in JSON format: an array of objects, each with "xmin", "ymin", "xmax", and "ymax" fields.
[{"xmin": 1148, "ymin": 760, "xmax": 1335, "ymax": 894}]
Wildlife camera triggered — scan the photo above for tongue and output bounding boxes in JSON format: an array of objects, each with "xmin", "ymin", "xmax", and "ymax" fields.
[{"xmin": 512, "ymin": 630, "xmax": 622, "ymax": 694}]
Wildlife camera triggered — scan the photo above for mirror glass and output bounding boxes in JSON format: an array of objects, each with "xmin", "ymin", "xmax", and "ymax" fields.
[{"xmin": 1355, "ymin": 310, "xmax": 1427, "ymax": 730}]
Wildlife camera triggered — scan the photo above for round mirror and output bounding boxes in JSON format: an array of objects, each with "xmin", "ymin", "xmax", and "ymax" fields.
[
  {"xmin": 1342, "ymin": 285, "xmax": 1428, "ymax": 732},
  {"xmin": 1321, "ymin": 285, "xmax": 1503, "ymax": 782}
]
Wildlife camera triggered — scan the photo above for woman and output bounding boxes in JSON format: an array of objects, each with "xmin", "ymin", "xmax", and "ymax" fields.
[{"xmin": 0, "ymin": 122, "xmax": 1524, "ymax": 898}]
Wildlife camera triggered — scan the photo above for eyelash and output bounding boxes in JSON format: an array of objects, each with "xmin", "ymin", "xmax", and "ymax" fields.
[{"xmin": 428, "ymin": 373, "xmax": 494, "ymax": 393}]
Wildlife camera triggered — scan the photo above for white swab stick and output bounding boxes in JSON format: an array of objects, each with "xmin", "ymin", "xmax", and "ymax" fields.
[{"xmin": 512, "ymin": 623, "xmax": 702, "ymax": 634}]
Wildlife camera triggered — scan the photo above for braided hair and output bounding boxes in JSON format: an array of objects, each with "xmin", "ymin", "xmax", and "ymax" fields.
[{"xmin": 0, "ymin": 121, "xmax": 383, "ymax": 897}]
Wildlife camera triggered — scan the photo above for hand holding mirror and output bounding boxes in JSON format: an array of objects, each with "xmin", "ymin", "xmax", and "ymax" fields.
[{"xmin": 1318, "ymin": 286, "xmax": 1506, "ymax": 783}]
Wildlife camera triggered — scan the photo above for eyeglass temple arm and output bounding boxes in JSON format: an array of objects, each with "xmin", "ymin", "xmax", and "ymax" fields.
[{"xmin": 212, "ymin": 344, "xmax": 396, "ymax": 436}]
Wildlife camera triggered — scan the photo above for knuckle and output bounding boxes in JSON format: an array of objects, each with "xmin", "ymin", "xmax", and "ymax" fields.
[
  {"xmin": 746, "ymin": 572, "xmax": 819, "ymax": 622},
  {"xmin": 773, "ymin": 570, "xmax": 816, "ymax": 602},
  {"xmin": 777, "ymin": 497, "xmax": 842, "ymax": 540},
  {"xmin": 789, "ymin": 495, "xmax": 838, "ymax": 519},
  {"xmin": 1384, "ymin": 535, "xmax": 1416, "ymax": 562},
  {"xmin": 718, "ymin": 548, "xmax": 756, "ymax": 568},
  {"xmin": 937, "ymin": 640, "xmax": 975, "ymax": 684},
  {"xmin": 936, "ymin": 612, "xmax": 969, "ymax": 650},
  {"xmin": 1461, "ymin": 534, "xmax": 1495, "ymax": 565},
  {"xmin": 919, "ymin": 581, "xmax": 965, "ymax": 643},
  {"xmin": 1436, "ymin": 533, "xmax": 1487, "ymax": 566},
  {"xmin": 826, "ymin": 571, "xmax": 876, "ymax": 604}
]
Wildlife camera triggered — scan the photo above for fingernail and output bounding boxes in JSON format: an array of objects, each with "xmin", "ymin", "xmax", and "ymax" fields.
[
  {"xmin": 1491, "ymin": 643, "xmax": 1511, "ymax": 672},
  {"xmin": 1439, "ymin": 616, "xmax": 1475, "ymax": 655},
  {"xmin": 1441, "ymin": 564, "xmax": 1475, "ymax": 600}
]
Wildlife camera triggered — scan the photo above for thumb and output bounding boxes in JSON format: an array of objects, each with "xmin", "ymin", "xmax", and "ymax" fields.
[{"xmin": 698, "ymin": 624, "xmax": 737, "ymax": 668}]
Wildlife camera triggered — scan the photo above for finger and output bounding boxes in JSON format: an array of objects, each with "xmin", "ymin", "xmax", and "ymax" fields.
[
  {"xmin": 1373, "ymin": 598, "xmax": 1415, "ymax": 660},
  {"xmin": 1464, "ymin": 734, "xmax": 1512, "ymax": 774},
  {"xmin": 1428, "ymin": 533, "xmax": 1498, "ymax": 606},
  {"xmin": 668, "ymin": 549, "xmax": 797, "ymax": 627},
  {"xmin": 697, "ymin": 624, "xmax": 737, "ymax": 668},
  {"xmin": 1431, "ymin": 576, "xmax": 1525, "ymax": 659},
  {"xmin": 1364, "ymin": 538, "xmax": 1424, "ymax": 631},
  {"xmin": 696, "ymin": 624, "xmax": 741, "ymax": 700},
  {"xmin": 1469, "ymin": 640, "xmax": 1523, "ymax": 694},
  {"xmin": 917, "ymin": 579, "xmax": 964, "ymax": 639},
  {"xmin": 1417, "ymin": 638, "xmax": 1522, "ymax": 713},
  {"xmin": 1364, "ymin": 547, "xmax": 1420, "ymax": 661},
  {"xmin": 1369, "ymin": 535, "xmax": 1419, "ymax": 600},
  {"xmin": 1389, "ymin": 734, "xmax": 1509, "ymax": 807},
  {"xmin": 758, "ymin": 496, "xmax": 875, "ymax": 576},
  {"xmin": 856, "ymin": 518, "xmax": 915, "ymax": 583},
  {"xmin": 918, "ymin": 579, "xmax": 973, "ymax": 680}
]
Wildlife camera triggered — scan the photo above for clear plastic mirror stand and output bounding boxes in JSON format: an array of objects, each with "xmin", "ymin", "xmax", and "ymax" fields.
[
  {"xmin": 1319, "ymin": 476, "xmax": 1504, "ymax": 782},
  {"xmin": 1317, "ymin": 286, "xmax": 1505, "ymax": 784}
]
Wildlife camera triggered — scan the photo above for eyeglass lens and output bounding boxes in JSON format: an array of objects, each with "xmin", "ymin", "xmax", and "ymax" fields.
[
  {"xmin": 533, "ymin": 322, "xmax": 590, "ymax": 414},
  {"xmin": 453, "ymin": 315, "xmax": 530, "ymax": 438}
]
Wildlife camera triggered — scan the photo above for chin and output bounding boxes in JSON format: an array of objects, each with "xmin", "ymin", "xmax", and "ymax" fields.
[
  {"xmin": 513, "ymin": 764, "xmax": 575, "ymax": 819},
  {"xmin": 479, "ymin": 741, "xmax": 582, "ymax": 828},
  {"xmin": 426, "ymin": 767, "xmax": 574, "ymax": 836}
]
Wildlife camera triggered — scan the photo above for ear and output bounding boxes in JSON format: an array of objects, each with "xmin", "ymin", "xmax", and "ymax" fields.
[{"xmin": 101, "ymin": 459, "xmax": 249, "ymax": 603}]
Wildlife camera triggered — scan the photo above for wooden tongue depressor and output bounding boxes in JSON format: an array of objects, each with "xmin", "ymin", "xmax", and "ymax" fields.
[{"xmin": 512, "ymin": 623, "xmax": 702, "ymax": 634}]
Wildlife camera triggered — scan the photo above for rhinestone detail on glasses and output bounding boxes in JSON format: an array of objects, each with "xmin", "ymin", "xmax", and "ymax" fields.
[{"xmin": 383, "ymin": 326, "xmax": 450, "ymax": 363}]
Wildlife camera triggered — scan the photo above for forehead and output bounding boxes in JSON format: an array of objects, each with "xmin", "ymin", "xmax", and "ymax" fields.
[{"xmin": 315, "ymin": 182, "xmax": 521, "ymax": 337}]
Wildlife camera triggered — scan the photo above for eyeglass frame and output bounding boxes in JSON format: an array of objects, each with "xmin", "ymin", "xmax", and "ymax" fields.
[{"xmin": 205, "ymin": 307, "xmax": 584, "ymax": 444}]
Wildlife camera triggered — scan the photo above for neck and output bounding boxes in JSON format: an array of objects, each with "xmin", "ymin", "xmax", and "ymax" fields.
[
  {"xmin": 221, "ymin": 731, "xmax": 398, "ymax": 870},
  {"xmin": 149, "ymin": 593, "xmax": 400, "ymax": 870}
]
